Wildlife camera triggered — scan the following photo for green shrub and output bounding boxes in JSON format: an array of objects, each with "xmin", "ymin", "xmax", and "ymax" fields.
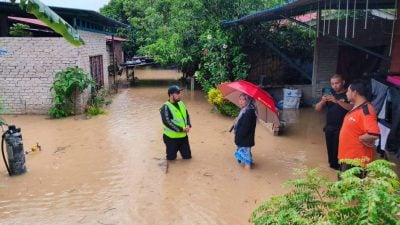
[
  {"xmin": 91, "ymin": 87, "xmax": 107, "ymax": 108},
  {"xmin": 87, "ymin": 105, "xmax": 105, "ymax": 116},
  {"xmin": 49, "ymin": 67, "xmax": 94, "ymax": 118},
  {"xmin": 9, "ymin": 23, "xmax": 32, "ymax": 37},
  {"xmin": 207, "ymin": 88, "xmax": 239, "ymax": 117},
  {"xmin": 195, "ymin": 29, "xmax": 249, "ymax": 92},
  {"xmin": 86, "ymin": 87, "xmax": 108, "ymax": 116},
  {"xmin": 217, "ymin": 102, "xmax": 239, "ymax": 118},
  {"xmin": 251, "ymin": 159, "xmax": 400, "ymax": 225}
]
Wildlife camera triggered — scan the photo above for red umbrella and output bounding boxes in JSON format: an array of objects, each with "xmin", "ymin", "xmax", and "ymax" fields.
[{"xmin": 217, "ymin": 80, "xmax": 280, "ymax": 125}]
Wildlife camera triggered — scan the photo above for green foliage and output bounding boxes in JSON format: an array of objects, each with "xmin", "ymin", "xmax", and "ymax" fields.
[
  {"xmin": 216, "ymin": 101, "xmax": 239, "ymax": 117},
  {"xmin": 87, "ymin": 87, "xmax": 108, "ymax": 116},
  {"xmin": 207, "ymin": 88, "xmax": 239, "ymax": 117},
  {"xmin": 207, "ymin": 88, "xmax": 225, "ymax": 106},
  {"xmin": 100, "ymin": 0, "xmax": 283, "ymax": 77},
  {"xmin": 99, "ymin": 0, "xmax": 314, "ymax": 86},
  {"xmin": 100, "ymin": 0, "xmax": 129, "ymax": 23},
  {"xmin": 87, "ymin": 105, "xmax": 106, "ymax": 116},
  {"xmin": 195, "ymin": 29, "xmax": 249, "ymax": 92},
  {"xmin": 251, "ymin": 160, "xmax": 400, "ymax": 225},
  {"xmin": 9, "ymin": 23, "xmax": 32, "ymax": 37},
  {"xmin": 49, "ymin": 67, "xmax": 95, "ymax": 118},
  {"xmin": 18, "ymin": 0, "xmax": 84, "ymax": 46}
]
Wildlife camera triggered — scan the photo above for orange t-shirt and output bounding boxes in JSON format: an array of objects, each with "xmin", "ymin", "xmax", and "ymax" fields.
[{"xmin": 338, "ymin": 102, "xmax": 380, "ymax": 162}]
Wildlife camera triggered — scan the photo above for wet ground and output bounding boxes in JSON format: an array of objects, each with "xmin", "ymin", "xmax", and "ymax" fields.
[{"xmin": 0, "ymin": 68, "xmax": 338, "ymax": 224}]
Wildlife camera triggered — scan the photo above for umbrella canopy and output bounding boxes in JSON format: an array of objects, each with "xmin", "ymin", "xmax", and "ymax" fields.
[{"xmin": 217, "ymin": 80, "xmax": 280, "ymax": 125}]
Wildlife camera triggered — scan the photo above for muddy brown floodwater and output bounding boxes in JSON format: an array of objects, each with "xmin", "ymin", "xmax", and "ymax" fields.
[{"xmin": 0, "ymin": 68, "xmax": 338, "ymax": 225}]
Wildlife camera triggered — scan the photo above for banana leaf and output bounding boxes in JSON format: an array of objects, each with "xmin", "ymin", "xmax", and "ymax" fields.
[{"xmin": 19, "ymin": 0, "xmax": 85, "ymax": 46}]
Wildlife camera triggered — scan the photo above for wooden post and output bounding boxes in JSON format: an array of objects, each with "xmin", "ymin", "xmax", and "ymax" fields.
[
  {"xmin": 190, "ymin": 76, "xmax": 194, "ymax": 91},
  {"xmin": 390, "ymin": 0, "xmax": 400, "ymax": 74}
]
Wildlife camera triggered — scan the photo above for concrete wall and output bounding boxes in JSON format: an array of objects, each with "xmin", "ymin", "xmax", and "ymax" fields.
[
  {"xmin": 0, "ymin": 30, "xmax": 109, "ymax": 114},
  {"xmin": 76, "ymin": 30, "xmax": 109, "ymax": 89}
]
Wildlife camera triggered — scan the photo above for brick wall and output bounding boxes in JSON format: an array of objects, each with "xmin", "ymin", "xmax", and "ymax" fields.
[{"xmin": 0, "ymin": 30, "xmax": 109, "ymax": 114}]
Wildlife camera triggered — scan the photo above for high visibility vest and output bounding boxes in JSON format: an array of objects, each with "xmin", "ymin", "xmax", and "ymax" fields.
[{"xmin": 162, "ymin": 101, "xmax": 188, "ymax": 138}]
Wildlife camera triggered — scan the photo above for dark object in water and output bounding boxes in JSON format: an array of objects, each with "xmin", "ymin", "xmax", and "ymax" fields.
[{"xmin": 2, "ymin": 125, "xmax": 27, "ymax": 176}]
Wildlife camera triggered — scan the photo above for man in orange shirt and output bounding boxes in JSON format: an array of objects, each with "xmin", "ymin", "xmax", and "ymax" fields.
[{"xmin": 338, "ymin": 80, "xmax": 380, "ymax": 173}]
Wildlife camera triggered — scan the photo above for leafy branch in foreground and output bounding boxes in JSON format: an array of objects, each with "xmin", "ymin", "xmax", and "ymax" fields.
[{"xmin": 251, "ymin": 160, "xmax": 400, "ymax": 225}]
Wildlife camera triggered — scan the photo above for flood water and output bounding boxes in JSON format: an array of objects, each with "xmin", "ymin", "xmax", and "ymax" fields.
[{"xmin": 0, "ymin": 68, "xmax": 337, "ymax": 225}]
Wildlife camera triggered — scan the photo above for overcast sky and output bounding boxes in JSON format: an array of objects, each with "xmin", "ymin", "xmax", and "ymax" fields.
[{"xmin": 40, "ymin": 0, "xmax": 110, "ymax": 12}]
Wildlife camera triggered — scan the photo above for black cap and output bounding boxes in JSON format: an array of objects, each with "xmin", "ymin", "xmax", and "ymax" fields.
[{"xmin": 168, "ymin": 85, "xmax": 183, "ymax": 95}]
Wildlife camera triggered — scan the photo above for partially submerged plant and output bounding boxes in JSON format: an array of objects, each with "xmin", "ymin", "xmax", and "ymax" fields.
[
  {"xmin": 87, "ymin": 87, "xmax": 108, "ymax": 116},
  {"xmin": 49, "ymin": 67, "xmax": 94, "ymax": 118}
]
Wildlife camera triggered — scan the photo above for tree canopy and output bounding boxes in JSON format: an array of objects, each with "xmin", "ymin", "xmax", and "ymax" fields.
[{"xmin": 100, "ymin": 0, "xmax": 315, "ymax": 89}]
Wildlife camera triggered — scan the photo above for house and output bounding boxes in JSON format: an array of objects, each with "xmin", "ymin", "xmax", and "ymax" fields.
[
  {"xmin": 223, "ymin": 0, "xmax": 400, "ymax": 157},
  {"xmin": 0, "ymin": 1, "xmax": 129, "ymax": 114},
  {"xmin": 223, "ymin": 0, "xmax": 399, "ymax": 104}
]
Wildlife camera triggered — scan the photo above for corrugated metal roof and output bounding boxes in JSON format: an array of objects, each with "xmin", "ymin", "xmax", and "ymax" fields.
[
  {"xmin": 223, "ymin": 0, "xmax": 396, "ymax": 26},
  {"xmin": 7, "ymin": 16, "xmax": 128, "ymax": 41},
  {"xmin": 8, "ymin": 16, "xmax": 48, "ymax": 27},
  {"xmin": 0, "ymin": 1, "xmax": 129, "ymax": 29},
  {"xmin": 105, "ymin": 36, "xmax": 128, "ymax": 42}
]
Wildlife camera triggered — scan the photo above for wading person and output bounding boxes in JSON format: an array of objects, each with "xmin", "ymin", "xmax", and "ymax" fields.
[
  {"xmin": 232, "ymin": 93, "xmax": 257, "ymax": 170},
  {"xmin": 160, "ymin": 85, "xmax": 192, "ymax": 160},
  {"xmin": 315, "ymin": 74, "xmax": 352, "ymax": 170},
  {"xmin": 338, "ymin": 80, "xmax": 380, "ymax": 174}
]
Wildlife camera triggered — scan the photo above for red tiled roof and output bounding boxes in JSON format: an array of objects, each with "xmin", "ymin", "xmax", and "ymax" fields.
[
  {"xmin": 8, "ymin": 16, "xmax": 48, "ymax": 27},
  {"xmin": 105, "ymin": 36, "xmax": 128, "ymax": 42}
]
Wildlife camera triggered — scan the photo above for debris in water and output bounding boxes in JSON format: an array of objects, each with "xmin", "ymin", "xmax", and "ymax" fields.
[
  {"xmin": 203, "ymin": 172, "xmax": 213, "ymax": 177},
  {"xmin": 158, "ymin": 159, "xmax": 168, "ymax": 173},
  {"xmin": 54, "ymin": 145, "xmax": 70, "ymax": 154}
]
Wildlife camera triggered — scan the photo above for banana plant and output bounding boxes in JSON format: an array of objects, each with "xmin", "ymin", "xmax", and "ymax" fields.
[{"xmin": 15, "ymin": 0, "xmax": 85, "ymax": 46}]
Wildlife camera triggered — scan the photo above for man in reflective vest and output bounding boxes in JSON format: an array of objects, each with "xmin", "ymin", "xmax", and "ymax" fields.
[{"xmin": 160, "ymin": 85, "xmax": 192, "ymax": 160}]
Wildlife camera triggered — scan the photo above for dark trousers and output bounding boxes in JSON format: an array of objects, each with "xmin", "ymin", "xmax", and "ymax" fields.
[
  {"xmin": 324, "ymin": 126, "xmax": 340, "ymax": 170},
  {"xmin": 163, "ymin": 134, "xmax": 192, "ymax": 160},
  {"xmin": 338, "ymin": 163, "xmax": 367, "ymax": 180}
]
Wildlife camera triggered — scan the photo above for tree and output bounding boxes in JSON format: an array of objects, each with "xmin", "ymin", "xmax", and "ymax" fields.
[
  {"xmin": 9, "ymin": 23, "xmax": 32, "ymax": 37},
  {"xmin": 99, "ymin": 0, "xmax": 316, "ymax": 90}
]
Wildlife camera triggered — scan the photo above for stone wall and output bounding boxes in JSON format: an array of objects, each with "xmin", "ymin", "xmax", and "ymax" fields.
[{"xmin": 0, "ymin": 30, "xmax": 109, "ymax": 114}]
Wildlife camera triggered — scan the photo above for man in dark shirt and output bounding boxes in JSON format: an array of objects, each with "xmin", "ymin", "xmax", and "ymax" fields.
[
  {"xmin": 315, "ymin": 74, "xmax": 352, "ymax": 170},
  {"xmin": 160, "ymin": 85, "xmax": 192, "ymax": 160}
]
